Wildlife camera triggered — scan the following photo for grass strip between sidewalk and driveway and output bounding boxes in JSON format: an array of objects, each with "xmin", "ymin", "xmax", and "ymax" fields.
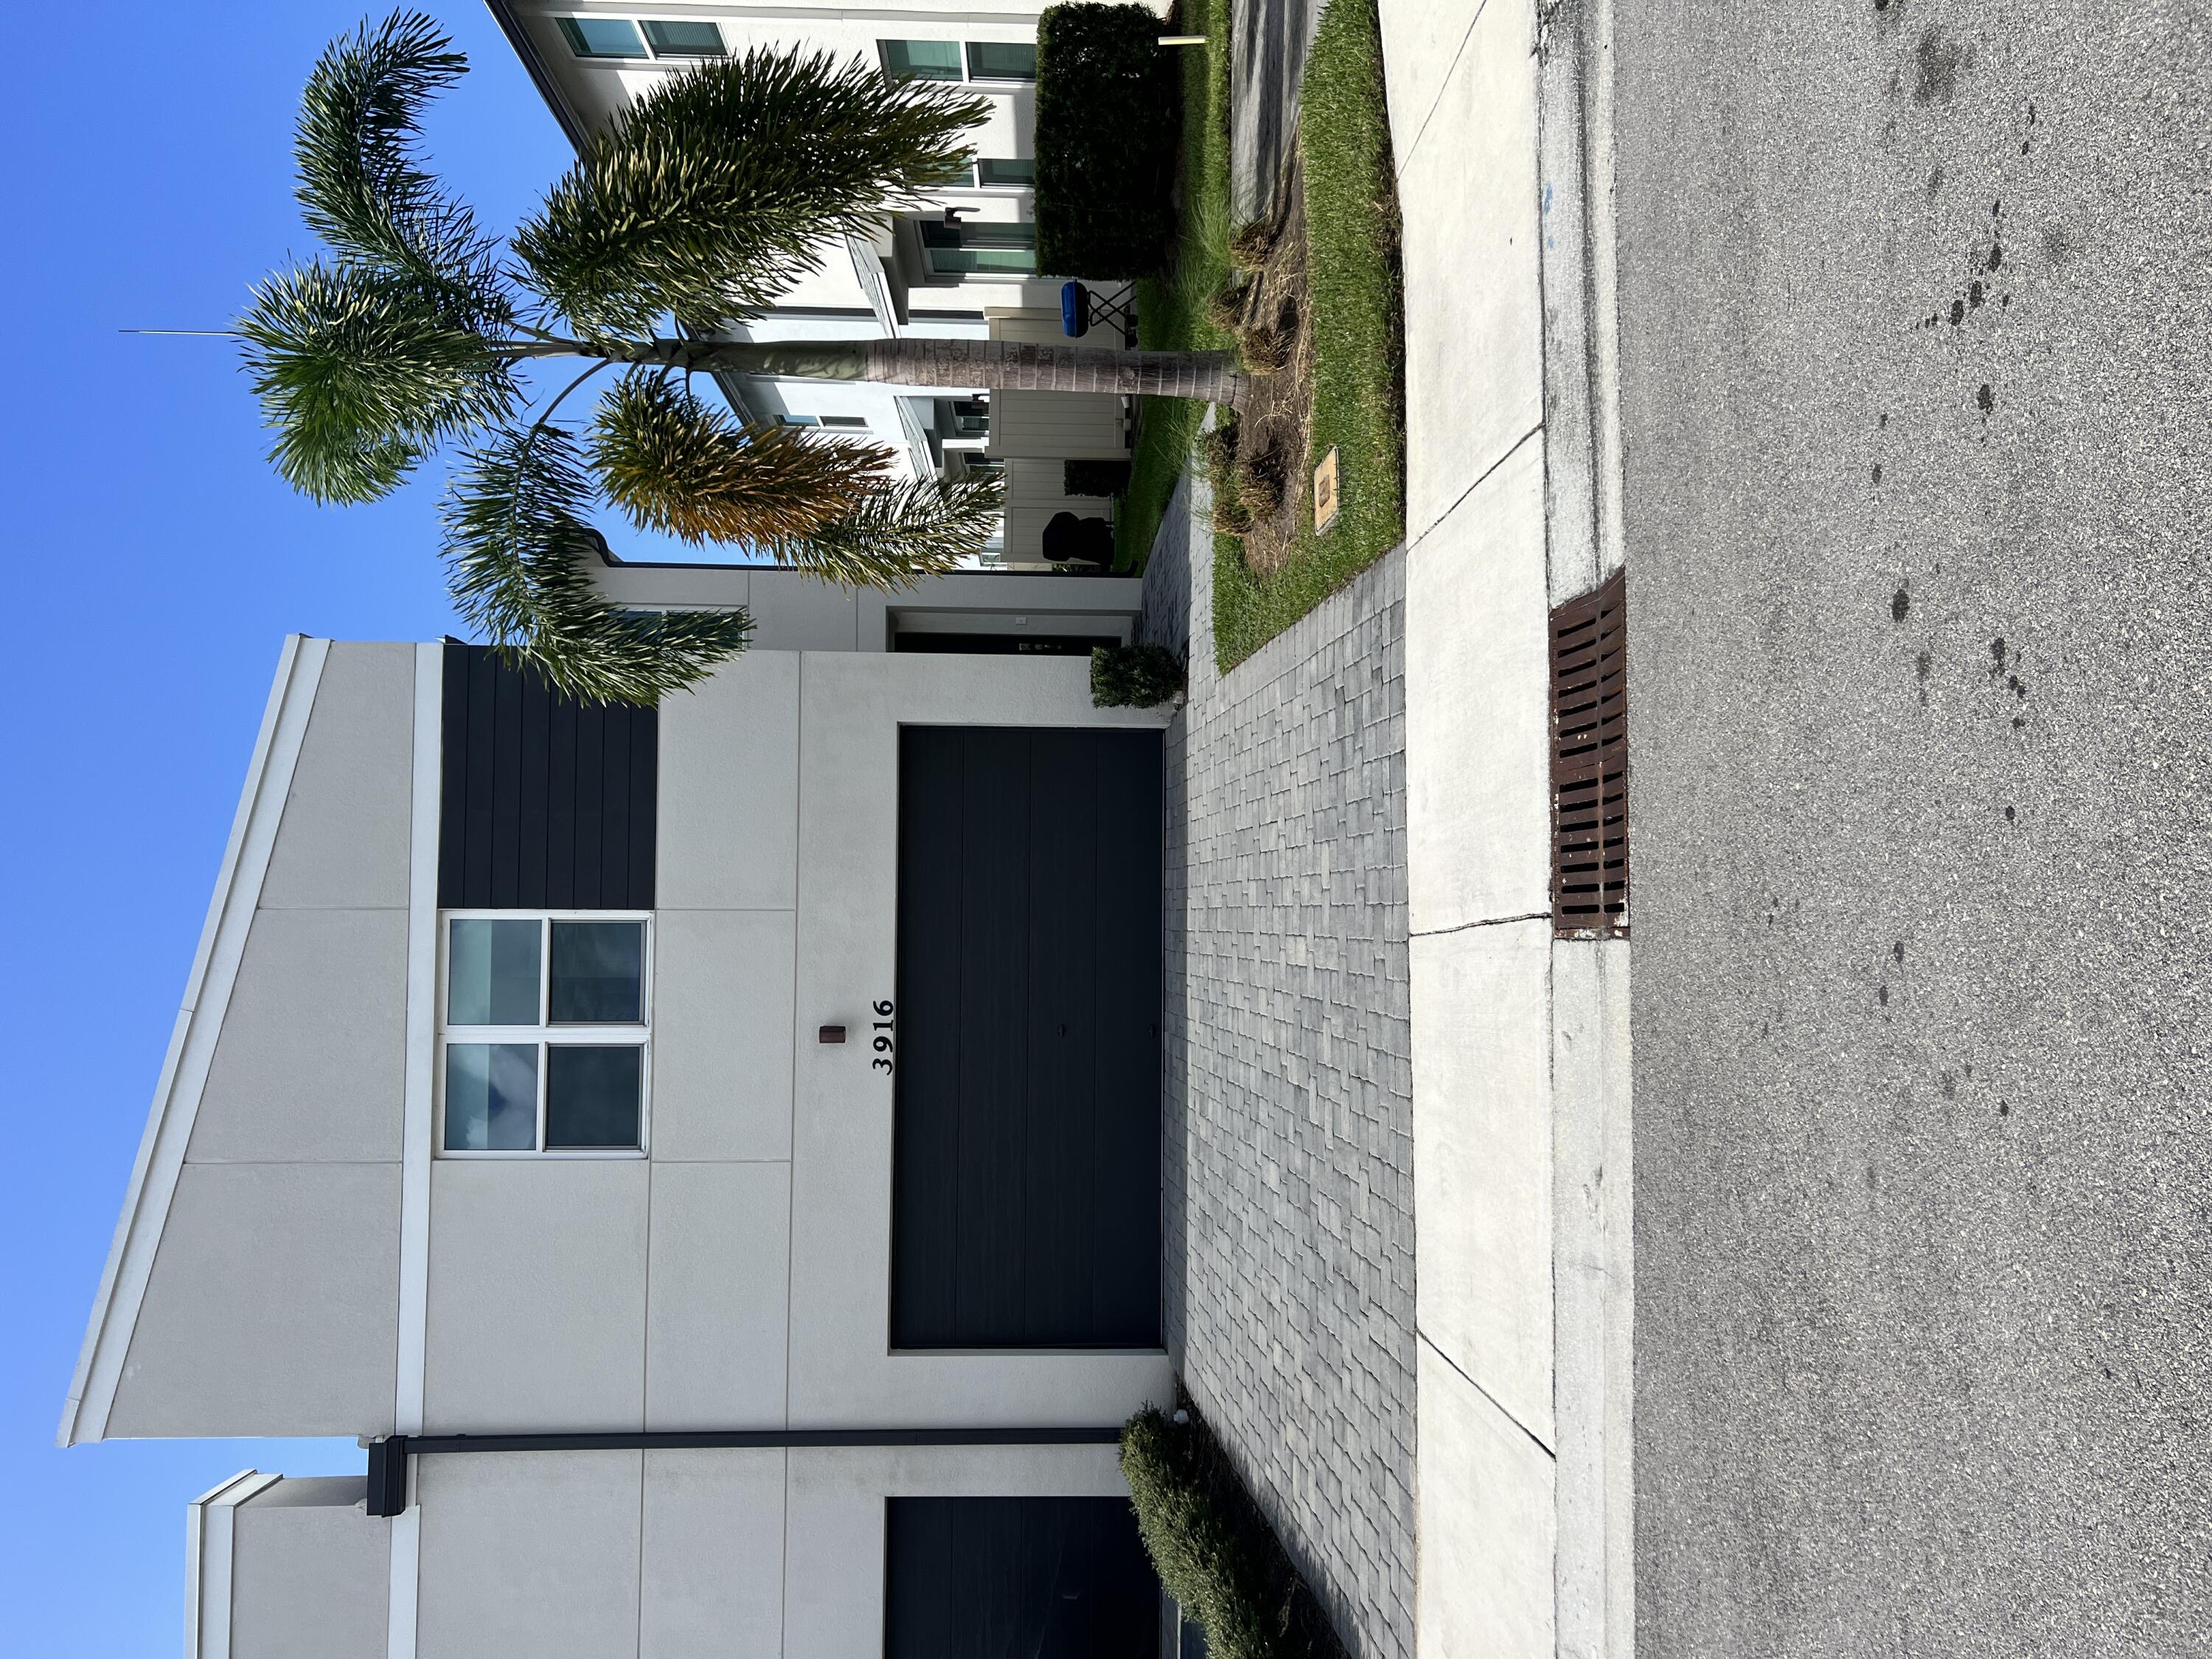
[
  {"xmin": 1115, "ymin": 0, "xmax": 1234, "ymax": 574},
  {"xmin": 1211, "ymin": 0, "xmax": 1404, "ymax": 669}
]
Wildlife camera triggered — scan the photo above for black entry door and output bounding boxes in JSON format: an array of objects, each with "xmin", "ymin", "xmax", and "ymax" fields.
[
  {"xmin": 885, "ymin": 1498, "xmax": 1161, "ymax": 1659},
  {"xmin": 892, "ymin": 726, "xmax": 1163, "ymax": 1349}
]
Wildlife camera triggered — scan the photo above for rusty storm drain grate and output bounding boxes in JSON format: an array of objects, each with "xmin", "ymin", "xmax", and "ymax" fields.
[{"xmin": 1550, "ymin": 569, "xmax": 1629, "ymax": 937}]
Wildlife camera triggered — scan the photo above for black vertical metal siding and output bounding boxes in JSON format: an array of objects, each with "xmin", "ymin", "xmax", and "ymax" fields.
[
  {"xmin": 891, "ymin": 726, "xmax": 1164, "ymax": 1351},
  {"xmin": 885, "ymin": 1497, "xmax": 1162, "ymax": 1659},
  {"xmin": 437, "ymin": 644, "xmax": 658, "ymax": 910}
]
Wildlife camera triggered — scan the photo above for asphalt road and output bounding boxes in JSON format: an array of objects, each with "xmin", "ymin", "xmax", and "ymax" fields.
[{"xmin": 1615, "ymin": 4, "xmax": 2212, "ymax": 1654}]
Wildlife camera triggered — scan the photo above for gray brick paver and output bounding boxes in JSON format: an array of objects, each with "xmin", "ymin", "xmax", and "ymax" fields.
[{"xmin": 1144, "ymin": 479, "xmax": 1416, "ymax": 1659}]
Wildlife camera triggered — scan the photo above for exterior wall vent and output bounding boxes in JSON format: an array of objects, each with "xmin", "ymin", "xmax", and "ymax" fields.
[{"xmin": 1550, "ymin": 570, "xmax": 1628, "ymax": 937}]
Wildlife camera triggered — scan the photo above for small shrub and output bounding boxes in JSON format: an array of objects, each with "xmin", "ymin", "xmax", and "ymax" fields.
[
  {"xmin": 1229, "ymin": 219, "xmax": 1277, "ymax": 268},
  {"xmin": 1200, "ymin": 414, "xmax": 1239, "ymax": 475},
  {"xmin": 1036, "ymin": 4, "xmax": 1180, "ymax": 277},
  {"xmin": 1238, "ymin": 324, "xmax": 1292, "ymax": 374},
  {"xmin": 1203, "ymin": 417, "xmax": 1248, "ymax": 533},
  {"xmin": 1120, "ymin": 1405, "xmax": 1343, "ymax": 1659},
  {"xmin": 1091, "ymin": 644, "xmax": 1186, "ymax": 706},
  {"xmin": 1237, "ymin": 428, "xmax": 1288, "ymax": 515},
  {"xmin": 1063, "ymin": 458, "xmax": 1133, "ymax": 497},
  {"xmin": 1205, "ymin": 276, "xmax": 1252, "ymax": 336}
]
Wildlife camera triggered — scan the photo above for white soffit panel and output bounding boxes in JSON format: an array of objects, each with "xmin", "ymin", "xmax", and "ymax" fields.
[{"xmin": 58, "ymin": 636, "xmax": 331, "ymax": 1446}]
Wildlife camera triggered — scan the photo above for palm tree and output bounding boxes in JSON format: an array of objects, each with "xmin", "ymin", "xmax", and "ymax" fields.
[{"xmin": 243, "ymin": 13, "xmax": 1243, "ymax": 705}]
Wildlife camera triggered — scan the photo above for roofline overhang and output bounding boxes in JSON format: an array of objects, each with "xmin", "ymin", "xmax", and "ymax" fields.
[
  {"xmin": 482, "ymin": 0, "xmax": 589, "ymax": 153},
  {"xmin": 58, "ymin": 638, "xmax": 331, "ymax": 1447}
]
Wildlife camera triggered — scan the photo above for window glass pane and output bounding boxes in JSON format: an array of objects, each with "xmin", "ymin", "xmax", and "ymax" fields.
[
  {"xmin": 444, "ymin": 1044, "xmax": 538, "ymax": 1150},
  {"xmin": 643, "ymin": 20, "xmax": 724, "ymax": 55},
  {"xmin": 818, "ymin": 414, "xmax": 871, "ymax": 429},
  {"xmin": 549, "ymin": 921, "xmax": 645, "ymax": 1023},
  {"xmin": 965, "ymin": 41, "xmax": 1037, "ymax": 80},
  {"xmin": 558, "ymin": 18, "xmax": 647, "ymax": 57},
  {"xmin": 882, "ymin": 39, "xmax": 962, "ymax": 80},
  {"xmin": 546, "ymin": 1046, "xmax": 644, "ymax": 1147},
  {"xmin": 448, "ymin": 919, "xmax": 540, "ymax": 1025},
  {"xmin": 977, "ymin": 158, "xmax": 1034, "ymax": 187}
]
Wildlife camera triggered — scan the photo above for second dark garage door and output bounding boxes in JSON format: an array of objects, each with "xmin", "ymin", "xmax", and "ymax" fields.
[{"xmin": 891, "ymin": 725, "xmax": 1163, "ymax": 1350}]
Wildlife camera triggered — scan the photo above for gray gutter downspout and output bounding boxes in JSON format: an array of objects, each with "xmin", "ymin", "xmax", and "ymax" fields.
[{"xmin": 366, "ymin": 1427, "xmax": 1122, "ymax": 1516}]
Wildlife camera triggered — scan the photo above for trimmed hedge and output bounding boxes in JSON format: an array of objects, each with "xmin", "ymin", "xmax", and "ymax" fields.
[
  {"xmin": 1035, "ymin": 4, "xmax": 1180, "ymax": 278},
  {"xmin": 1064, "ymin": 457, "xmax": 1133, "ymax": 497},
  {"xmin": 1119, "ymin": 1405, "xmax": 1345, "ymax": 1659},
  {"xmin": 1090, "ymin": 644, "xmax": 1184, "ymax": 708}
]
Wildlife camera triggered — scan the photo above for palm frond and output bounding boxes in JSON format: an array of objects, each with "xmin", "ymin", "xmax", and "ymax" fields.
[
  {"xmin": 237, "ymin": 260, "xmax": 518, "ymax": 503},
  {"xmin": 442, "ymin": 426, "xmax": 753, "ymax": 706},
  {"xmin": 296, "ymin": 9, "xmax": 512, "ymax": 327},
  {"xmin": 591, "ymin": 370, "xmax": 893, "ymax": 546},
  {"xmin": 515, "ymin": 46, "xmax": 988, "ymax": 338},
  {"xmin": 764, "ymin": 473, "xmax": 1007, "ymax": 588}
]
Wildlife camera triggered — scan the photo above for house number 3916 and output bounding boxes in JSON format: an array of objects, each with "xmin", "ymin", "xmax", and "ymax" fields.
[{"xmin": 872, "ymin": 1000, "xmax": 895, "ymax": 1074}]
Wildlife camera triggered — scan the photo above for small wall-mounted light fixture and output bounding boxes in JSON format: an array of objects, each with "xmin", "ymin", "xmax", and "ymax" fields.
[{"xmin": 818, "ymin": 1025, "xmax": 847, "ymax": 1045}]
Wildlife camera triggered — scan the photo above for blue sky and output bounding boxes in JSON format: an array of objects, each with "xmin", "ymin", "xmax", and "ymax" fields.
[{"xmin": 0, "ymin": 5, "xmax": 619, "ymax": 1649}]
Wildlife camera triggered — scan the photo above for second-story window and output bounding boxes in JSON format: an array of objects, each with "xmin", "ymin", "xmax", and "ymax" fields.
[
  {"xmin": 641, "ymin": 20, "xmax": 725, "ymax": 56},
  {"xmin": 964, "ymin": 41, "xmax": 1037, "ymax": 81},
  {"xmin": 439, "ymin": 914, "xmax": 650, "ymax": 1155},
  {"xmin": 880, "ymin": 40, "xmax": 962, "ymax": 81},
  {"xmin": 976, "ymin": 159, "xmax": 1035, "ymax": 188},
  {"xmin": 557, "ymin": 17, "xmax": 647, "ymax": 58}
]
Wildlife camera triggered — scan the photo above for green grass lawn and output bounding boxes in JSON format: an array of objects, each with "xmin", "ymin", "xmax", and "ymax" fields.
[
  {"xmin": 1113, "ymin": 0, "xmax": 1234, "ymax": 574},
  {"xmin": 1211, "ymin": 0, "xmax": 1404, "ymax": 668}
]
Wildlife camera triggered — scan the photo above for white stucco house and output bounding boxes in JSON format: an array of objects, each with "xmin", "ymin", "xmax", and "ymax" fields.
[
  {"xmin": 486, "ymin": 1, "xmax": 1161, "ymax": 563},
  {"xmin": 62, "ymin": 579, "xmax": 1182, "ymax": 1657}
]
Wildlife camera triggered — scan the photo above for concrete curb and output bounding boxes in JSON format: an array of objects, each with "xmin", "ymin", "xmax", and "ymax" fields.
[{"xmin": 1389, "ymin": 1, "xmax": 1635, "ymax": 1656}]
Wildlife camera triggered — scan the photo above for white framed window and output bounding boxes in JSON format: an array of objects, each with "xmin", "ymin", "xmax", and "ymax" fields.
[
  {"xmin": 778, "ymin": 414, "xmax": 871, "ymax": 431},
  {"xmin": 975, "ymin": 159, "xmax": 1035, "ymax": 189},
  {"xmin": 557, "ymin": 17, "xmax": 647, "ymax": 58},
  {"xmin": 437, "ymin": 912, "xmax": 652, "ymax": 1156},
  {"xmin": 964, "ymin": 41, "xmax": 1037, "ymax": 82},
  {"xmin": 558, "ymin": 18, "xmax": 726, "ymax": 60},
  {"xmin": 641, "ymin": 19, "xmax": 725, "ymax": 57}
]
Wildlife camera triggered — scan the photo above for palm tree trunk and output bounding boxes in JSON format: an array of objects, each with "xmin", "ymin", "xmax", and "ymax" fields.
[{"xmin": 632, "ymin": 337, "xmax": 1247, "ymax": 406}]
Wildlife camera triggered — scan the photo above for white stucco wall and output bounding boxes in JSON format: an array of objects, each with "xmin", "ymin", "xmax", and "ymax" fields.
[
  {"xmin": 192, "ymin": 1474, "xmax": 389, "ymax": 1659},
  {"xmin": 84, "ymin": 641, "xmax": 412, "ymax": 1441},
  {"xmin": 215, "ymin": 1443, "xmax": 1126, "ymax": 1659},
  {"xmin": 409, "ymin": 650, "xmax": 1173, "ymax": 1437}
]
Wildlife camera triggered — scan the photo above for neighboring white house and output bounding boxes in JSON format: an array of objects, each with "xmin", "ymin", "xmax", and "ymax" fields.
[
  {"xmin": 63, "ymin": 602, "xmax": 1178, "ymax": 1656},
  {"xmin": 487, "ymin": 1, "xmax": 1160, "ymax": 563}
]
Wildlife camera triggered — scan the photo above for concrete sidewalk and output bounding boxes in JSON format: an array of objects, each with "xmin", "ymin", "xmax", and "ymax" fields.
[{"xmin": 1379, "ymin": 1, "xmax": 1632, "ymax": 1656}]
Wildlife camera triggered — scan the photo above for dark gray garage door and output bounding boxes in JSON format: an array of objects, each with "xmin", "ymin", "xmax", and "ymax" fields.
[
  {"xmin": 885, "ymin": 1497, "xmax": 1161, "ymax": 1659},
  {"xmin": 891, "ymin": 725, "xmax": 1163, "ymax": 1350}
]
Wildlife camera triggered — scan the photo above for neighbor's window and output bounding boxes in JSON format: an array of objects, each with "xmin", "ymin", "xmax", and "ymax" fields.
[
  {"xmin": 557, "ymin": 17, "xmax": 647, "ymax": 58},
  {"xmin": 778, "ymin": 414, "xmax": 871, "ymax": 430},
  {"xmin": 976, "ymin": 158, "xmax": 1035, "ymax": 188},
  {"xmin": 880, "ymin": 39, "xmax": 962, "ymax": 81},
  {"xmin": 964, "ymin": 41, "xmax": 1037, "ymax": 80},
  {"xmin": 919, "ymin": 220, "xmax": 1038, "ymax": 276},
  {"xmin": 439, "ymin": 914, "xmax": 650, "ymax": 1155},
  {"xmin": 642, "ymin": 19, "xmax": 725, "ymax": 56}
]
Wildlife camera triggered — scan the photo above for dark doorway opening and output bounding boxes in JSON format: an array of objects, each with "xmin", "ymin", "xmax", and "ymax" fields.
[{"xmin": 891, "ymin": 726, "xmax": 1164, "ymax": 1349}]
